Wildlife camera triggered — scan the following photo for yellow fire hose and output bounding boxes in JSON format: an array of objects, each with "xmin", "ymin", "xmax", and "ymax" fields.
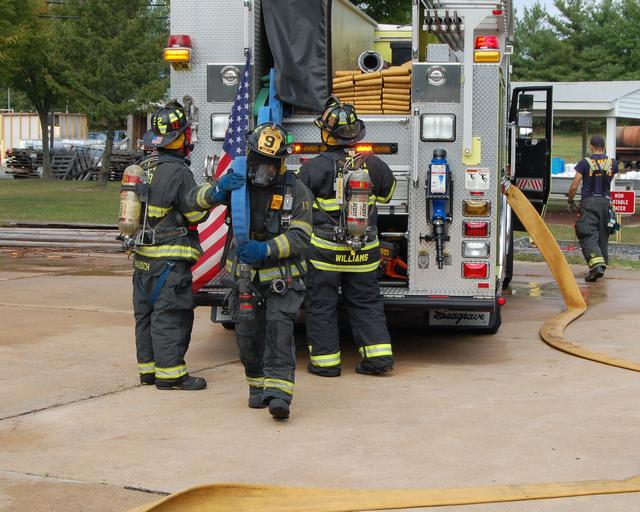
[
  {"xmin": 128, "ymin": 183, "xmax": 639, "ymax": 512},
  {"xmin": 503, "ymin": 182, "xmax": 640, "ymax": 372}
]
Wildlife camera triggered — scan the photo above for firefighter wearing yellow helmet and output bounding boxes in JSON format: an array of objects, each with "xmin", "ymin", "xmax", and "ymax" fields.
[
  {"xmin": 297, "ymin": 98, "xmax": 396, "ymax": 377},
  {"xmin": 132, "ymin": 101, "xmax": 244, "ymax": 390},
  {"xmin": 224, "ymin": 122, "xmax": 313, "ymax": 420}
]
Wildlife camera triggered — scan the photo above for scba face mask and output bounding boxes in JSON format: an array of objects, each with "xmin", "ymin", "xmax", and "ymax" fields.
[{"xmin": 249, "ymin": 162, "xmax": 279, "ymax": 187}]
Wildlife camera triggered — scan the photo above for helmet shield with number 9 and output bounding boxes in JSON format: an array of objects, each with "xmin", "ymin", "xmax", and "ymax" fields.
[{"xmin": 246, "ymin": 123, "xmax": 293, "ymax": 187}]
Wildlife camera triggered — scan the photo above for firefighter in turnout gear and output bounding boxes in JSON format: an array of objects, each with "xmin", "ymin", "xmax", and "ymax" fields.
[
  {"xmin": 568, "ymin": 135, "xmax": 622, "ymax": 282},
  {"xmin": 134, "ymin": 102, "xmax": 245, "ymax": 390},
  {"xmin": 297, "ymin": 98, "xmax": 396, "ymax": 377},
  {"xmin": 225, "ymin": 123, "xmax": 313, "ymax": 420}
]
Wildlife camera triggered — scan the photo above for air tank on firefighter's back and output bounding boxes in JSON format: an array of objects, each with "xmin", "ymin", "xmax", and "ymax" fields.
[
  {"xmin": 345, "ymin": 167, "xmax": 372, "ymax": 249},
  {"xmin": 118, "ymin": 164, "xmax": 145, "ymax": 236}
]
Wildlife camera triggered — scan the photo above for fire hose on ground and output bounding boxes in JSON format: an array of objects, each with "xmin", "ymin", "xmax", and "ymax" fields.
[{"xmin": 128, "ymin": 184, "xmax": 639, "ymax": 511}]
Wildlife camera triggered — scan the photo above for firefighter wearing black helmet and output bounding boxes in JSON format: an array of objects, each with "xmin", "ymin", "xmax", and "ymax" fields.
[
  {"xmin": 133, "ymin": 101, "xmax": 245, "ymax": 390},
  {"xmin": 225, "ymin": 122, "xmax": 313, "ymax": 420},
  {"xmin": 297, "ymin": 98, "xmax": 396, "ymax": 377}
]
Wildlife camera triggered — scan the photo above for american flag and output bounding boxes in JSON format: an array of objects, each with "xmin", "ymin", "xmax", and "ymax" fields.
[{"xmin": 192, "ymin": 50, "xmax": 251, "ymax": 292}]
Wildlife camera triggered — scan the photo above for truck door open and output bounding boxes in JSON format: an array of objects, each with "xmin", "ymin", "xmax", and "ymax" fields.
[{"xmin": 509, "ymin": 86, "xmax": 553, "ymax": 231}]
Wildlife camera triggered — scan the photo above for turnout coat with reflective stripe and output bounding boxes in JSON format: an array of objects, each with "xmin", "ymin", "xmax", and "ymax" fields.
[
  {"xmin": 297, "ymin": 147, "xmax": 396, "ymax": 272},
  {"xmin": 134, "ymin": 152, "xmax": 217, "ymax": 263},
  {"xmin": 225, "ymin": 171, "xmax": 313, "ymax": 283}
]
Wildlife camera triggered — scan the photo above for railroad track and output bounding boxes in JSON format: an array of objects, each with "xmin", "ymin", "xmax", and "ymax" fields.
[{"xmin": 0, "ymin": 223, "xmax": 122, "ymax": 251}]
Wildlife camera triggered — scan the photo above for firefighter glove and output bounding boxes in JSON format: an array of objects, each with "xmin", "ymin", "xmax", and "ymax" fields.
[
  {"xmin": 237, "ymin": 240, "xmax": 269, "ymax": 264},
  {"xmin": 211, "ymin": 172, "xmax": 245, "ymax": 203}
]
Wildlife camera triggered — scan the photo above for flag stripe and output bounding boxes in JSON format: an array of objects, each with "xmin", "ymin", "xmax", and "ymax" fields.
[{"xmin": 192, "ymin": 50, "xmax": 252, "ymax": 292}]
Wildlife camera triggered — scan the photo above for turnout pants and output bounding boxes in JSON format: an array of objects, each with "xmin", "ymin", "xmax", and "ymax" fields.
[
  {"xmin": 133, "ymin": 258, "xmax": 195, "ymax": 383},
  {"xmin": 234, "ymin": 284, "xmax": 304, "ymax": 405},
  {"xmin": 575, "ymin": 196, "xmax": 610, "ymax": 269},
  {"xmin": 305, "ymin": 265, "xmax": 394, "ymax": 376}
]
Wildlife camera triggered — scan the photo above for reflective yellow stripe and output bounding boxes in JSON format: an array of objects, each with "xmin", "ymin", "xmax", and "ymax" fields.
[
  {"xmin": 290, "ymin": 219, "xmax": 313, "ymax": 235},
  {"xmin": 314, "ymin": 197, "xmax": 341, "ymax": 211},
  {"xmin": 310, "ymin": 234, "xmax": 379, "ymax": 252},
  {"xmin": 135, "ymin": 245, "xmax": 201, "ymax": 261},
  {"xmin": 309, "ymin": 350, "xmax": 341, "ymax": 368},
  {"xmin": 155, "ymin": 364, "xmax": 188, "ymax": 380},
  {"xmin": 309, "ymin": 259, "xmax": 380, "ymax": 273},
  {"xmin": 359, "ymin": 343, "xmax": 393, "ymax": 358},
  {"xmin": 246, "ymin": 377, "xmax": 264, "ymax": 389},
  {"xmin": 273, "ymin": 234, "xmax": 291, "ymax": 259},
  {"xmin": 197, "ymin": 183, "xmax": 214, "ymax": 208},
  {"xmin": 138, "ymin": 362, "xmax": 155, "ymax": 375},
  {"xmin": 257, "ymin": 262, "xmax": 306, "ymax": 283},
  {"xmin": 147, "ymin": 205, "xmax": 172, "ymax": 218},
  {"xmin": 184, "ymin": 210, "xmax": 207, "ymax": 222},
  {"xmin": 264, "ymin": 378, "xmax": 294, "ymax": 395},
  {"xmin": 588, "ymin": 256, "xmax": 606, "ymax": 267},
  {"xmin": 374, "ymin": 180, "xmax": 396, "ymax": 204}
]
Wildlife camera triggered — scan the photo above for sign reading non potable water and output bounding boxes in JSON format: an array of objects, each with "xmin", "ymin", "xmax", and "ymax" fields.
[{"xmin": 611, "ymin": 191, "xmax": 636, "ymax": 215}]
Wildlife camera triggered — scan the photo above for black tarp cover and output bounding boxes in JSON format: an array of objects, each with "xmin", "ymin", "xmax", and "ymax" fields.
[{"xmin": 262, "ymin": 0, "xmax": 331, "ymax": 111}]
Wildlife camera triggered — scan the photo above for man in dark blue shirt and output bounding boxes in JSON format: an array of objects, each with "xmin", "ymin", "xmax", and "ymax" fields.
[{"xmin": 567, "ymin": 135, "xmax": 619, "ymax": 282}]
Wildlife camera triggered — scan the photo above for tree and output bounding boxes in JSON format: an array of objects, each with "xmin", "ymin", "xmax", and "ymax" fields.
[
  {"xmin": 512, "ymin": 0, "xmax": 640, "ymax": 82},
  {"xmin": 56, "ymin": 0, "xmax": 168, "ymax": 186},
  {"xmin": 0, "ymin": 0, "xmax": 64, "ymax": 179},
  {"xmin": 350, "ymin": 0, "xmax": 412, "ymax": 24}
]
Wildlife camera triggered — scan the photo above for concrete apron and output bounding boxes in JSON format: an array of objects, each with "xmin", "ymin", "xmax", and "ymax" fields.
[{"xmin": 0, "ymin": 253, "xmax": 638, "ymax": 511}]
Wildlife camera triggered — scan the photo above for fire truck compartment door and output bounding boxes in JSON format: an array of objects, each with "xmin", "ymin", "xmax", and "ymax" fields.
[{"xmin": 509, "ymin": 86, "xmax": 553, "ymax": 231}]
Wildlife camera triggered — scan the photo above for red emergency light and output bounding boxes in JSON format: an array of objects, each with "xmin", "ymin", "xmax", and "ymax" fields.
[
  {"xmin": 475, "ymin": 35, "xmax": 499, "ymax": 49},
  {"xmin": 462, "ymin": 262, "xmax": 488, "ymax": 279},
  {"xmin": 463, "ymin": 221, "xmax": 489, "ymax": 237},
  {"xmin": 167, "ymin": 34, "xmax": 192, "ymax": 48}
]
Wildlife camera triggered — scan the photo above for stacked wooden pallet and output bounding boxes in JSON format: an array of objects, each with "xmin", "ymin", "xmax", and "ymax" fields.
[{"xmin": 331, "ymin": 63, "xmax": 411, "ymax": 114}]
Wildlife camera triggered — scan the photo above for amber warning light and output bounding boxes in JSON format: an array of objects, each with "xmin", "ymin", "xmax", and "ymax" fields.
[
  {"xmin": 292, "ymin": 143, "xmax": 398, "ymax": 155},
  {"xmin": 474, "ymin": 35, "xmax": 501, "ymax": 63}
]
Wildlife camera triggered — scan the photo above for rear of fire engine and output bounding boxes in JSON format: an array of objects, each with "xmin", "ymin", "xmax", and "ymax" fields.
[{"xmin": 165, "ymin": 0, "xmax": 552, "ymax": 333}]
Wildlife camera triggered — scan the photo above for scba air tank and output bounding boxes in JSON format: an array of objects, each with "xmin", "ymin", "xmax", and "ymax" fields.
[
  {"xmin": 345, "ymin": 168, "xmax": 372, "ymax": 249},
  {"xmin": 118, "ymin": 164, "xmax": 145, "ymax": 236}
]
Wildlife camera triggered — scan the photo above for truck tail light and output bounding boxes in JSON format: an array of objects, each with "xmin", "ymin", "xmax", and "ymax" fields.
[
  {"xmin": 164, "ymin": 34, "xmax": 192, "ymax": 70},
  {"xmin": 462, "ymin": 262, "xmax": 488, "ymax": 279},
  {"xmin": 474, "ymin": 35, "xmax": 501, "ymax": 63},
  {"xmin": 463, "ymin": 199, "xmax": 491, "ymax": 216},
  {"xmin": 463, "ymin": 221, "xmax": 489, "ymax": 237},
  {"xmin": 462, "ymin": 241, "xmax": 490, "ymax": 258}
]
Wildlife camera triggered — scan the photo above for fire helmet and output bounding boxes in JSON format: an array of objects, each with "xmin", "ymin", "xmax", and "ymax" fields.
[
  {"xmin": 143, "ymin": 102, "xmax": 189, "ymax": 148},
  {"xmin": 314, "ymin": 99, "xmax": 365, "ymax": 145},
  {"xmin": 246, "ymin": 123, "xmax": 293, "ymax": 187}
]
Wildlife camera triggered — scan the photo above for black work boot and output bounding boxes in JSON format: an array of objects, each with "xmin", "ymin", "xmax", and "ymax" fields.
[
  {"xmin": 139, "ymin": 374, "xmax": 155, "ymax": 385},
  {"xmin": 307, "ymin": 362, "xmax": 341, "ymax": 377},
  {"xmin": 248, "ymin": 390, "xmax": 267, "ymax": 409},
  {"xmin": 356, "ymin": 361, "xmax": 394, "ymax": 376},
  {"xmin": 156, "ymin": 375, "xmax": 207, "ymax": 391},
  {"xmin": 268, "ymin": 398, "xmax": 290, "ymax": 420},
  {"xmin": 584, "ymin": 265, "xmax": 606, "ymax": 282}
]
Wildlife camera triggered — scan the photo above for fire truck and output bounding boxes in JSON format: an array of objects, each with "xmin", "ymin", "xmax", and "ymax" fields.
[{"xmin": 164, "ymin": 0, "xmax": 552, "ymax": 333}]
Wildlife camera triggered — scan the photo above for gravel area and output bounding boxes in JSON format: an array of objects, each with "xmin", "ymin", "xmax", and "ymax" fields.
[{"xmin": 515, "ymin": 236, "xmax": 640, "ymax": 260}]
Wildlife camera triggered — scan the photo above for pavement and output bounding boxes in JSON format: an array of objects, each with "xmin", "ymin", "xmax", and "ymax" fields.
[{"xmin": 0, "ymin": 250, "xmax": 638, "ymax": 511}]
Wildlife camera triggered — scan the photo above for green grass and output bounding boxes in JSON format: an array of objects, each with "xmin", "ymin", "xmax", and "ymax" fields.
[
  {"xmin": 552, "ymin": 131, "xmax": 584, "ymax": 163},
  {"xmin": 0, "ymin": 180, "xmax": 120, "ymax": 225}
]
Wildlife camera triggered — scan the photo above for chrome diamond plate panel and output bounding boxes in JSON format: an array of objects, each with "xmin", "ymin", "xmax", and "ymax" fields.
[
  {"xmin": 170, "ymin": 1, "xmax": 250, "ymax": 183},
  {"xmin": 408, "ymin": 64, "xmax": 504, "ymax": 297}
]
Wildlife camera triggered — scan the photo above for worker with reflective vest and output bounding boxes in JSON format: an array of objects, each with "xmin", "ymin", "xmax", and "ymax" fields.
[
  {"xmin": 134, "ymin": 102, "xmax": 244, "ymax": 390},
  {"xmin": 568, "ymin": 135, "xmax": 621, "ymax": 282},
  {"xmin": 224, "ymin": 123, "xmax": 313, "ymax": 420},
  {"xmin": 297, "ymin": 99, "xmax": 396, "ymax": 377}
]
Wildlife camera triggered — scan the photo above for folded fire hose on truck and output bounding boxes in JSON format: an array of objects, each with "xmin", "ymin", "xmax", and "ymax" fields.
[{"xmin": 127, "ymin": 183, "xmax": 640, "ymax": 511}]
